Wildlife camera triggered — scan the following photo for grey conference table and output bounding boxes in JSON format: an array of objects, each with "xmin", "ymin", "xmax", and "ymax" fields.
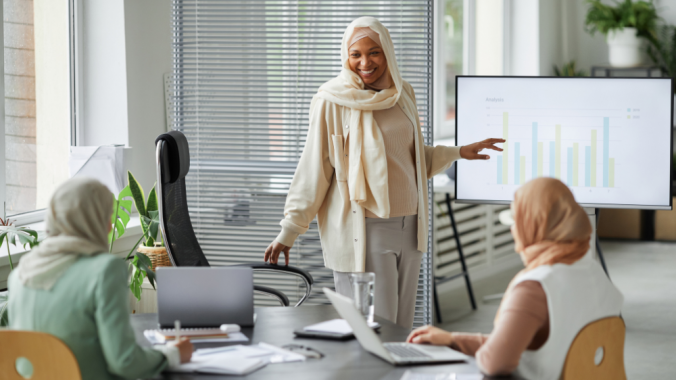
[{"xmin": 131, "ymin": 305, "xmax": 519, "ymax": 380}]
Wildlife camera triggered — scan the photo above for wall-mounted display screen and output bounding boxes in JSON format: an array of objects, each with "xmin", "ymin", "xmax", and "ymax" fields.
[{"xmin": 455, "ymin": 76, "xmax": 673, "ymax": 210}]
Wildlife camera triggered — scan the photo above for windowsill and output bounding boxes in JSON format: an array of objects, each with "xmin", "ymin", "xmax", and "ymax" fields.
[{"xmin": 0, "ymin": 215, "xmax": 144, "ymax": 267}]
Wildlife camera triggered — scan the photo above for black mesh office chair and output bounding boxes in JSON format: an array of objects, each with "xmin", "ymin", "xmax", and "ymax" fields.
[{"xmin": 154, "ymin": 131, "xmax": 313, "ymax": 306}]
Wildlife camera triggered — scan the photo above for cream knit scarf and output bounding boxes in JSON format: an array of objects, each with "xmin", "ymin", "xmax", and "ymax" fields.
[{"xmin": 315, "ymin": 17, "xmax": 412, "ymax": 218}]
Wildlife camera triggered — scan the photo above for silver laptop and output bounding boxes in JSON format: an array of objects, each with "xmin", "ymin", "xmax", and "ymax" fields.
[
  {"xmin": 324, "ymin": 288, "xmax": 468, "ymax": 365},
  {"xmin": 157, "ymin": 267, "xmax": 254, "ymax": 328}
]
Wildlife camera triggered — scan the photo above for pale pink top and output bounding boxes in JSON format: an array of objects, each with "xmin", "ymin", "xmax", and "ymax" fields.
[
  {"xmin": 451, "ymin": 281, "xmax": 550, "ymax": 376},
  {"xmin": 365, "ymin": 103, "xmax": 418, "ymax": 218}
]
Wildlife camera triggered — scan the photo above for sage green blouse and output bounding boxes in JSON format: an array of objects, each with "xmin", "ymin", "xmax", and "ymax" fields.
[{"xmin": 8, "ymin": 254, "xmax": 167, "ymax": 380}]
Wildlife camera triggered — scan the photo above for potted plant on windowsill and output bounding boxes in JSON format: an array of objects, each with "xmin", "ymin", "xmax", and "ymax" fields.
[
  {"xmin": 0, "ymin": 204, "xmax": 39, "ymax": 326},
  {"xmin": 585, "ymin": 0, "xmax": 658, "ymax": 67},
  {"xmin": 109, "ymin": 172, "xmax": 170, "ymax": 303},
  {"xmin": 127, "ymin": 172, "xmax": 172, "ymax": 294}
]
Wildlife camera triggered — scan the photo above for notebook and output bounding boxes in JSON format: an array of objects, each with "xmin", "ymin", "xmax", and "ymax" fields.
[
  {"xmin": 153, "ymin": 328, "xmax": 228, "ymax": 343},
  {"xmin": 172, "ymin": 357, "xmax": 266, "ymax": 375},
  {"xmin": 143, "ymin": 328, "xmax": 249, "ymax": 344},
  {"xmin": 293, "ymin": 318, "xmax": 381, "ymax": 340}
]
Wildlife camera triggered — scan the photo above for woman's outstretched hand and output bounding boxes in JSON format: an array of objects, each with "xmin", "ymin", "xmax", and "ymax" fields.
[
  {"xmin": 406, "ymin": 325, "xmax": 454, "ymax": 346},
  {"xmin": 264, "ymin": 241, "xmax": 290, "ymax": 265},
  {"xmin": 460, "ymin": 138, "xmax": 505, "ymax": 160}
]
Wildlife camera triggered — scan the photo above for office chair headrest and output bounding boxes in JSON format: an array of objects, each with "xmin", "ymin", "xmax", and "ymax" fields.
[{"xmin": 155, "ymin": 131, "xmax": 190, "ymax": 183}]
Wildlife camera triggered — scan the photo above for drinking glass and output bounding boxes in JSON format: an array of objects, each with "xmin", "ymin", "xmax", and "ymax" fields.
[{"xmin": 348, "ymin": 272, "xmax": 375, "ymax": 323}]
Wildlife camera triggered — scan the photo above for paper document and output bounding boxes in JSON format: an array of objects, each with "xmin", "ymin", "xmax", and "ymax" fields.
[
  {"xmin": 193, "ymin": 343, "xmax": 306, "ymax": 364},
  {"xmin": 172, "ymin": 356, "xmax": 265, "ymax": 376},
  {"xmin": 170, "ymin": 343, "xmax": 304, "ymax": 375},
  {"xmin": 303, "ymin": 318, "xmax": 379, "ymax": 334},
  {"xmin": 400, "ymin": 371, "xmax": 483, "ymax": 380},
  {"xmin": 143, "ymin": 330, "xmax": 249, "ymax": 345}
]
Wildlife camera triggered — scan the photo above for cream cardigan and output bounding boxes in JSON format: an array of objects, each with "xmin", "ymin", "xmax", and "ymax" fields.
[{"xmin": 275, "ymin": 82, "xmax": 461, "ymax": 272}]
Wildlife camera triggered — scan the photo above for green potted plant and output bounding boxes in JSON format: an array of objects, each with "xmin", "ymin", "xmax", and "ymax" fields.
[
  {"xmin": 126, "ymin": 172, "xmax": 171, "ymax": 299},
  {"xmin": 109, "ymin": 172, "xmax": 167, "ymax": 302},
  {"xmin": 646, "ymin": 24, "xmax": 676, "ymax": 126},
  {"xmin": 647, "ymin": 24, "xmax": 676, "ymax": 88},
  {"xmin": 585, "ymin": 0, "xmax": 658, "ymax": 67},
  {"xmin": 0, "ymin": 204, "xmax": 39, "ymax": 326},
  {"xmin": 554, "ymin": 61, "xmax": 587, "ymax": 77}
]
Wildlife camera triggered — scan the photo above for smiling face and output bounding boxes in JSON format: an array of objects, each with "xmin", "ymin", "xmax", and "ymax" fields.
[{"xmin": 347, "ymin": 37, "xmax": 387, "ymax": 86}]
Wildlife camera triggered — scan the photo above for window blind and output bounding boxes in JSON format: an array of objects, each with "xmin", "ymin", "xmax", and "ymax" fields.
[{"xmin": 172, "ymin": 0, "xmax": 434, "ymax": 326}]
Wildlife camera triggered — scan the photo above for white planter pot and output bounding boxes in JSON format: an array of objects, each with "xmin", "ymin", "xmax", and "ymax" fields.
[{"xmin": 606, "ymin": 27, "xmax": 643, "ymax": 68}]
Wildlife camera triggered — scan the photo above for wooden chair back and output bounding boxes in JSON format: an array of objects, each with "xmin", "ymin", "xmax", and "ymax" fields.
[
  {"xmin": 561, "ymin": 316, "xmax": 626, "ymax": 380},
  {"xmin": 0, "ymin": 330, "xmax": 81, "ymax": 380}
]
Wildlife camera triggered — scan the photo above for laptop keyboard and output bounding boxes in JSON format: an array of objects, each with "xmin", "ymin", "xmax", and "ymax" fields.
[{"xmin": 384, "ymin": 344, "xmax": 431, "ymax": 359}]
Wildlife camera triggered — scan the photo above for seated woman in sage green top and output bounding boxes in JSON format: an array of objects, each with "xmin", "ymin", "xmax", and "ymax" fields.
[{"xmin": 8, "ymin": 177, "xmax": 192, "ymax": 380}]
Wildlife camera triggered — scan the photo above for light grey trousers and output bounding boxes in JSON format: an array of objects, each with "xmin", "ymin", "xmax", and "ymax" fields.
[{"xmin": 333, "ymin": 215, "xmax": 423, "ymax": 329}]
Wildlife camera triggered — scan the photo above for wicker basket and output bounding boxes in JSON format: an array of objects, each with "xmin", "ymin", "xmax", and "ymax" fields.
[{"xmin": 136, "ymin": 245, "xmax": 172, "ymax": 271}]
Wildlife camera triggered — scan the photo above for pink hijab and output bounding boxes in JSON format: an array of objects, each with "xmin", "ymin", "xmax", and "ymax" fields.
[
  {"xmin": 496, "ymin": 178, "xmax": 591, "ymax": 324},
  {"xmin": 512, "ymin": 177, "xmax": 591, "ymax": 271}
]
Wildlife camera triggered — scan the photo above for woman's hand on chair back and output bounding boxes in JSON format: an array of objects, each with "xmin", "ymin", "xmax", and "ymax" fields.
[{"xmin": 264, "ymin": 241, "xmax": 291, "ymax": 265}]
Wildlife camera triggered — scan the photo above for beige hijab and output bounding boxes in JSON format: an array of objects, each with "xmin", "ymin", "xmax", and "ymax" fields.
[
  {"xmin": 315, "ymin": 16, "xmax": 410, "ymax": 218},
  {"xmin": 16, "ymin": 177, "xmax": 113, "ymax": 290},
  {"xmin": 496, "ymin": 177, "xmax": 591, "ymax": 323},
  {"xmin": 348, "ymin": 27, "xmax": 393, "ymax": 91}
]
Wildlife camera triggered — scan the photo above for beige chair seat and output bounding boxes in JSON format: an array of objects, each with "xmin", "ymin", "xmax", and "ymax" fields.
[
  {"xmin": 561, "ymin": 316, "xmax": 626, "ymax": 380},
  {"xmin": 0, "ymin": 330, "xmax": 81, "ymax": 380}
]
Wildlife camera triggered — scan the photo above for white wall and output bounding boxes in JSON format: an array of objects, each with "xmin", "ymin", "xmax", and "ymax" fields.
[
  {"xmin": 80, "ymin": 0, "xmax": 128, "ymax": 147},
  {"xmin": 475, "ymin": 0, "xmax": 504, "ymax": 75},
  {"xmin": 79, "ymin": 0, "xmax": 171, "ymax": 194},
  {"xmin": 35, "ymin": 0, "xmax": 71, "ymax": 208},
  {"xmin": 538, "ymin": 0, "xmax": 563, "ymax": 76},
  {"xmin": 508, "ymin": 0, "xmax": 539, "ymax": 75},
  {"xmin": 123, "ymin": 0, "xmax": 172, "ymax": 194}
]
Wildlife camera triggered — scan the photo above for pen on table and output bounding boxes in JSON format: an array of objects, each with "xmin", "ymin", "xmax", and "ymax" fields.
[{"xmin": 175, "ymin": 320, "xmax": 181, "ymax": 342}]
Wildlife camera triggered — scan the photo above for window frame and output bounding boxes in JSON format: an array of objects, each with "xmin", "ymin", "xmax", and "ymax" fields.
[
  {"xmin": 434, "ymin": 0, "xmax": 511, "ymax": 142},
  {"xmin": 433, "ymin": 0, "xmax": 475, "ymax": 142},
  {"xmin": 0, "ymin": 0, "xmax": 78, "ymax": 225}
]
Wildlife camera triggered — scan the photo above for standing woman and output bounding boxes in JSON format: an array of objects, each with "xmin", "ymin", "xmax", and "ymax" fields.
[{"xmin": 264, "ymin": 16, "xmax": 503, "ymax": 328}]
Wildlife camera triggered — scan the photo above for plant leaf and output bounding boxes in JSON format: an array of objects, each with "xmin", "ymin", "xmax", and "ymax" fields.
[
  {"xmin": 0, "ymin": 226, "xmax": 39, "ymax": 250},
  {"xmin": 135, "ymin": 252, "xmax": 156, "ymax": 290},
  {"xmin": 147, "ymin": 185, "xmax": 158, "ymax": 214},
  {"xmin": 0, "ymin": 291, "xmax": 8, "ymax": 327},
  {"xmin": 109, "ymin": 186, "xmax": 133, "ymax": 247},
  {"xmin": 128, "ymin": 171, "xmax": 147, "ymax": 218},
  {"xmin": 129, "ymin": 256, "xmax": 145, "ymax": 301}
]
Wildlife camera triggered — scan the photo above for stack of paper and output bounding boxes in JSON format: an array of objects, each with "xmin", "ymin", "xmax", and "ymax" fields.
[
  {"xmin": 303, "ymin": 318, "xmax": 379, "ymax": 334},
  {"xmin": 143, "ymin": 329, "xmax": 249, "ymax": 344},
  {"xmin": 400, "ymin": 371, "xmax": 483, "ymax": 380},
  {"xmin": 169, "ymin": 343, "xmax": 306, "ymax": 375},
  {"xmin": 173, "ymin": 357, "xmax": 266, "ymax": 376}
]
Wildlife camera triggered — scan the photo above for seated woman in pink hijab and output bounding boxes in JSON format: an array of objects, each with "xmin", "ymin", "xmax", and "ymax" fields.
[{"xmin": 407, "ymin": 178, "xmax": 623, "ymax": 379}]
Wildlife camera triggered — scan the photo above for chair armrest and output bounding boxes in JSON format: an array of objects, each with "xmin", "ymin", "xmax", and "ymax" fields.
[
  {"xmin": 254, "ymin": 285, "xmax": 289, "ymax": 307},
  {"xmin": 233, "ymin": 262, "xmax": 314, "ymax": 307},
  {"xmin": 233, "ymin": 263, "xmax": 314, "ymax": 285}
]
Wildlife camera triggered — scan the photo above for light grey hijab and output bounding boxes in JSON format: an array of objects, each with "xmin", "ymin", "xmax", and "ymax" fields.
[{"xmin": 16, "ymin": 177, "xmax": 113, "ymax": 290}]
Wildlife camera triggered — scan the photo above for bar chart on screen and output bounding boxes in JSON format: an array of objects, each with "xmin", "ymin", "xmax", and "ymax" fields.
[
  {"xmin": 456, "ymin": 77, "xmax": 672, "ymax": 209},
  {"xmin": 496, "ymin": 111, "xmax": 619, "ymax": 188}
]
